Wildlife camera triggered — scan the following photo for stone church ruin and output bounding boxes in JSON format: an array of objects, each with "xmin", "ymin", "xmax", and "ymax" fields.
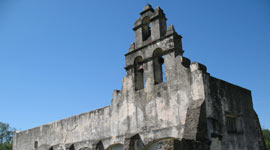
[{"xmin": 13, "ymin": 4, "xmax": 266, "ymax": 150}]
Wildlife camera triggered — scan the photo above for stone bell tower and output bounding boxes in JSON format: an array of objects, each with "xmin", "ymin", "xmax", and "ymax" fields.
[{"xmin": 124, "ymin": 4, "xmax": 185, "ymax": 92}]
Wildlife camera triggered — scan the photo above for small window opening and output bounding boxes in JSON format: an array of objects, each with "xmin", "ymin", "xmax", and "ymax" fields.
[
  {"xmin": 49, "ymin": 147, "xmax": 54, "ymax": 150},
  {"xmin": 153, "ymin": 49, "xmax": 165, "ymax": 84},
  {"xmin": 161, "ymin": 56, "xmax": 166, "ymax": 82},
  {"xmin": 34, "ymin": 141, "xmax": 38, "ymax": 149},
  {"xmin": 134, "ymin": 56, "xmax": 144, "ymax": 91},
  {"xmin": 142, "ymin": 17, "xmax": 151, "ymax": 41},
  {"xmin": 226, "ymin": 115, "xmax": 242, "ymax": 134}
]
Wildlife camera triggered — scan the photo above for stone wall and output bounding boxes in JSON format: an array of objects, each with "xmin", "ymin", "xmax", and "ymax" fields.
[{"xmin": 205, "ymin": 77, "xmax": 266, "ymax": 150}]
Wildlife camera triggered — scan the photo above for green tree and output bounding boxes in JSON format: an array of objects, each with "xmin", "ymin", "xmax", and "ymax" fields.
[
  {"xmin": 263, "ymin": 128, "xmax": 270, "ymax": 150},
  {"xmin": 0, "ymin": 122, "xmax": 15, "ymax": 150}
]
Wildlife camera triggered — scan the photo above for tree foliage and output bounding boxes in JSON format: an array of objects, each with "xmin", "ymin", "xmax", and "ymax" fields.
[
  {"xmin": 263, "ymin": 128, "xmax": 270, "ymax": 150},
  {"xmin": 0, "ymin": 122, "xmax": 15, "ymax": 150}
]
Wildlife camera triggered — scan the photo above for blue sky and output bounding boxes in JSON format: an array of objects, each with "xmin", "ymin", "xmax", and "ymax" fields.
[{"xmin": 0, "ymin": 0, "xmax": 269, "ymax": 131}]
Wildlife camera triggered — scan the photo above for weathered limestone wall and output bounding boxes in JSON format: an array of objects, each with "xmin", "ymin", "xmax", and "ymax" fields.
[
  {"xmin": 205, "ymin": 77, "xmax": 266, "ymax": 150},
  {"xmin": 13, "ymin": 106, "xmax": 111, "ymax": 150},
  {"xmin": 183, "ymin": 63, "xmax": 209, "ymax": 142}
]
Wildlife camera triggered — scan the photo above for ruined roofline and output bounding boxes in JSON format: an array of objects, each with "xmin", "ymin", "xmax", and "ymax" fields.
[
  {"xmin": 15, "ymin": 105, "xmax": 110, "ymax": 134},
  {"xmin": 210, "ymin": 76, "xmax": 252, "ymax": 93}
]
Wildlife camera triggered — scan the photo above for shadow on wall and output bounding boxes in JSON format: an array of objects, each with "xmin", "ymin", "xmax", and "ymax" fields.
[{"xmin": 37, "ymin": 134, "xmax": 209, "ymax": 150}]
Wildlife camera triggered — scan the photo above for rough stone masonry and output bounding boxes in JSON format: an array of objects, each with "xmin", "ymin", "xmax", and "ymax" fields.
[{"xmin": 13, "ymin": 4, "xmax": 266, "ymax": 150}]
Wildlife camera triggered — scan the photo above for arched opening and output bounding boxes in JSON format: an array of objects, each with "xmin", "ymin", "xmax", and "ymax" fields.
[
  {"xmin": 145, "ymin": 138, "xmax": 176, "ymax": 150},
  {"xmin": 107, "ymin": 144, "xmax": 124, "ymax": 150},
  {"xmin": 49, "ymin": 146, "xmax": 54, "ymax": 150},
  {"xmin": 134, "ymin": 56, "xmax": 144, "ymax": 91},
  {"xmin": 96, "ymin": 141, "xmax": 104, "ymax": 150},
  {"xmin": 129, "ymin": 134, "xmax": 145, "ymax": 150},
  {"xmin": 69, "ymin": 144, "xmax": 75, "ymax": 150},
  {"xmin": 34, "ymin": 141, "xmax": 38, "ymax": 149},
  {"xmin": 153, "ymin": 49, "xmax": 165, "ymax": 84},
  {"xmin": 142, "ymin": 16, "xmax": 151, "ymax": 41}
]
